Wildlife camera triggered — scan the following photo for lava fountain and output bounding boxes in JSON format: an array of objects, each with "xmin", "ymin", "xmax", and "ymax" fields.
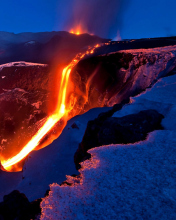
[
  {"xmin": 1, "ymin": 44, "xmax": 102, "ymax": 172},
  {"xmin": 70, "ymin": 22, "xmax": 88, "ymax": 35}
]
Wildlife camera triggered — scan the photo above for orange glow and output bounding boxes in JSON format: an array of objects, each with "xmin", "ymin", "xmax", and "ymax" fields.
[
  {"xmin": 1, "ymin": 66, "xmax": 71, "ymax": 171},
  {"xmin": 70, "ymin": 30, "xmax": 81, "ymax": 35},
  {"xmin": 1, "ymin": 43, "xmax": 102, "ymax": 171},
  {"xmin": 69, "ymin": 23, "xmax": 88, "ymax": 35}
]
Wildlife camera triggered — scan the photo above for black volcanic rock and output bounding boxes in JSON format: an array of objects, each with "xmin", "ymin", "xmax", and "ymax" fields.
[
  {"xmin": 0, "ymin": 190, "xmax": 30, "ymax": 220},
  {"xmin": 0, "ymin": 190, "xmax": 41, "ymax": 220},
  {"xmin": 93, "ymin": 36, "xmax": 176, "ymax": 57},
  {"xmin": 30, "ymin": 198, "xmax": 42, "ymax": 220},
  {"xmin": 0, "ymin": 31, "xmax": 109, "ymax": 65},
  {"xmin": 41, "ymin": 33, "xmax": 109, "ymax": 65},
  {"xmin": 71, "ymin": 122, "xmax": 79, "ymax": 129},
  {"xmin": 68, "ymin": 45, "xmax": 176, "ymax": 116},
  {"xmin": 74, "ymin": 110, "xmax": 164, "ymax": 169}
]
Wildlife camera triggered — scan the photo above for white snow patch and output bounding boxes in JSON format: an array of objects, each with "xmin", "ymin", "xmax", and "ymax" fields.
[
  {"xmin": 41, "ymin": 131, "xmax": 176, "ymax": 219},
  {"xmin": 109, "ymin": 45, "xmax": 176, "ymax": 55},
  {"xmin": 41, "ymin": 74, "xmax": 176, "ymax": 219},
  {"xmin": 0, "ymin": 61, "xmax": 47, "ymax": 71}
]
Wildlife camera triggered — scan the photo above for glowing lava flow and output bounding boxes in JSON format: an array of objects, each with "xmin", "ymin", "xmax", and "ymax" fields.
[
  {"xmin": 1, "ymin": 66, "xmax": 71, "ymax": 171},
  {"xmin": 1, "ymin": 44, "xmax": 103, "ymax": 171}
]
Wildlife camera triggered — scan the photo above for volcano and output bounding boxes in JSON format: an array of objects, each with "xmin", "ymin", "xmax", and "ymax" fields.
[
  {"xmin": 0, "ymin": 31, "xmax": 108, "ymax": 65},
  {"xmin": 0, "ymin": 33, "xmax": 176, "ymax": 219}
]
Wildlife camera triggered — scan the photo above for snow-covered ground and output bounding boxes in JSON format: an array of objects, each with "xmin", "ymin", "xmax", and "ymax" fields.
[
  {"xmin": 40, "ymin": 74, "xmax": 176, "ymax": 219},
  {"xmin": 0, "ymin": 106, "xmax": 110, "ymax": 202}
]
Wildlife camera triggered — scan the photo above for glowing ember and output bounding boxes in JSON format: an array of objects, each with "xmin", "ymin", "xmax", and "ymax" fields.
[{"xmin": 1, "ymin": 43, "xmax": 102, "ymax": 171}]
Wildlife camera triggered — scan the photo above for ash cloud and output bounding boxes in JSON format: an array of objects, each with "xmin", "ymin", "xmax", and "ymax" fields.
[{"xmin": 64, "ymin": 0, "xmax": 130, "ymax": 39}]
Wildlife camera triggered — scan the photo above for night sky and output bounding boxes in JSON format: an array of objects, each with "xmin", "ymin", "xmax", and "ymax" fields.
[{"xmin": 0, "ymin": 0, "xmax": 176, "ymax": 40}]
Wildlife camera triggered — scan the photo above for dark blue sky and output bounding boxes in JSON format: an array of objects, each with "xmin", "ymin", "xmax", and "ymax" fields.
[
  {"xmin": 0, "ymin": 0, "xmax": 176, "ymax": 39},
  {"xmin": 122, "ymin": 0, "xmax": 176, "ymax": 39},
  {"xmin": 0, "ymin": 0, "xmax": 59, "ymax": 33}
]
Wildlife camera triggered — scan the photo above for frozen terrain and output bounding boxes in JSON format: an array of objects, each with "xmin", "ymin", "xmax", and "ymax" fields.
[
  {"xmin": 0, "ymin": 106, "xmax": 111, "ymax": 201},
  {"xmin": 41, "ymin": 74, "xmax": 176, "ymax": 219},
  {"xmin": 0, "ymin": 42, "xmax": 176, "ymax": 219}
]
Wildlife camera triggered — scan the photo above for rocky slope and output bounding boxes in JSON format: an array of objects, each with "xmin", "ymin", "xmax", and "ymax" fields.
[
  {"xmin": 0, "ymin": 31, "xmax": 108, "ymax": 65},
  {"xmin": 0, "ymin": 62, "xmax": 50, "ymax": 168},
  {"xmin": 68, "ymin": 45, "xmax": 176, "ymax": 117}
]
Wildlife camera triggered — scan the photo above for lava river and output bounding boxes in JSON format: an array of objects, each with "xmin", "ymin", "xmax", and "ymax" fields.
[{"xmin": 1, "ymin": 44, "xmax": 101, "ymax": 172}]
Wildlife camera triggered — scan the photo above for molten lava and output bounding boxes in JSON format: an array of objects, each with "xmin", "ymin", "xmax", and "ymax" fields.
[
  {"xmin": 70, "ymin": 24, "xmax": 88, "ymax": 35},
  {"xmin": 1, "ymin": 44, "xmax": 102, "ymax": 172},
  {"xmin": 70, "ymin": 30, "xmax": 81, "ymax": 35}
]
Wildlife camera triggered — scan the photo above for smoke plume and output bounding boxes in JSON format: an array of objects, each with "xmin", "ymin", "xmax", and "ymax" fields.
[{"xmin": 62, "ymin": 0, "xmax": 130, "ymax": 39}]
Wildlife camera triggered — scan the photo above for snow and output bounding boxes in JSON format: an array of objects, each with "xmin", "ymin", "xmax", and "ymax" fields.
[
  {"xmin": 0, "ymin": 106, "xmax": 110, "ymax": 202},
  {"xmin": 107, "ymin": 45, "xmax": 176, "ymax": 106},
  {"xmin": 41, "ymin": 74, "xmax": 176, "ymax": 219},
  {"xmin": 0, "ymin": 61, "xmax": 47, "ymax": 71},
  {"xmin": 114, "ymin": 45, "xmax": 176, "ymax": 55}
]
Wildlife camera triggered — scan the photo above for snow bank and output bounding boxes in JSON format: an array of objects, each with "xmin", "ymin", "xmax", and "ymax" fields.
[
  {"xmin": 41, "ymin": 74, "xmax": 176, "ymax": 219},
  {"xmin": 0, "ymin": 61, "xmax": 47, "ymax": 71},
  {"xmin": 41, "ymin": 130, "xmax": 176, "ymax": 220}
]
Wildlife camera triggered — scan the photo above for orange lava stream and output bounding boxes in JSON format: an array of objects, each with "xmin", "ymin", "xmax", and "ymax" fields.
[{"xmin": 1, "ymin": 44, "xmax": 102, "ymax": 171}]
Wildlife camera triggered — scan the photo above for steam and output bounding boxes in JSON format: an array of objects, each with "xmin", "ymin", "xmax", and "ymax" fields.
[{"xmin": 62, "ymin": 0, "xmax": 130, "ymax": 38}]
